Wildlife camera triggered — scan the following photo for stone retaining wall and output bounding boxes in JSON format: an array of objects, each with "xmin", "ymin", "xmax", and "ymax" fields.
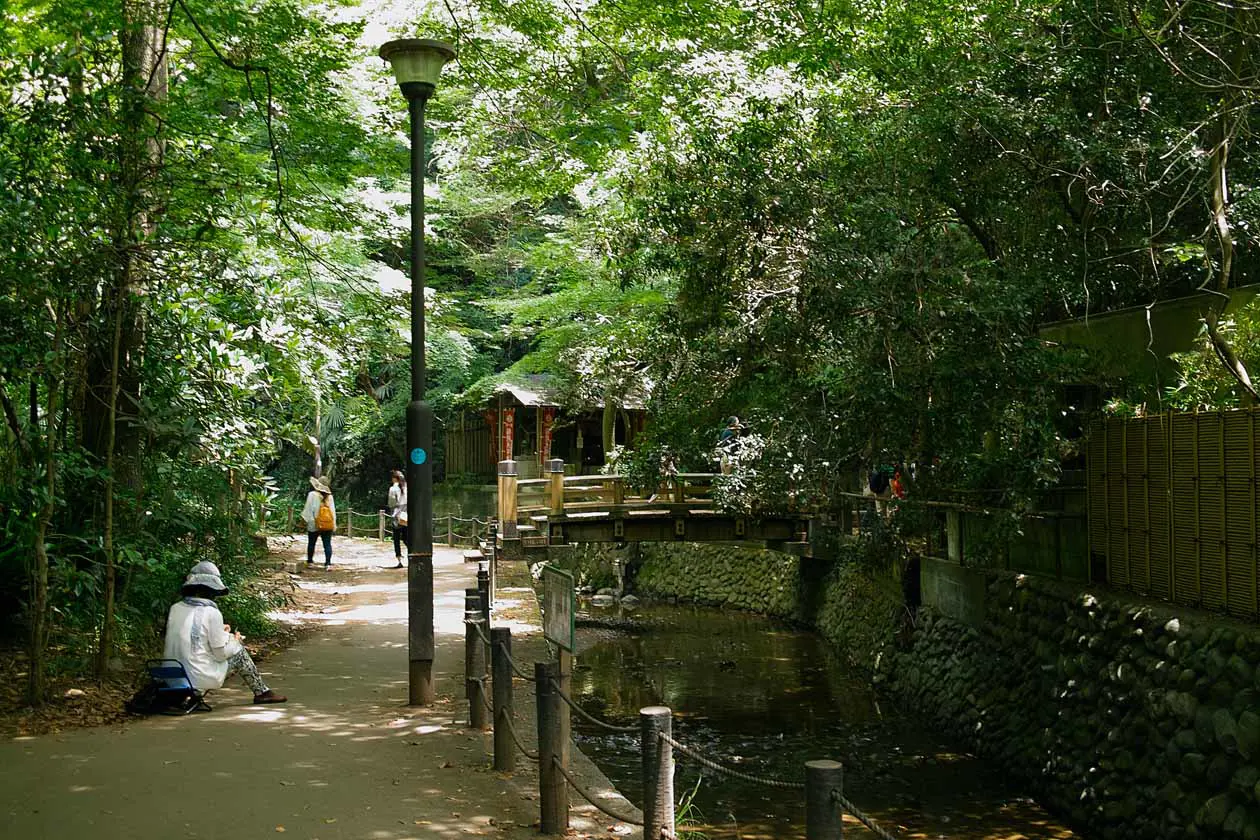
[{"xmin": 565, "ymin": 541, "xmax": 1260, "ymax": 840}]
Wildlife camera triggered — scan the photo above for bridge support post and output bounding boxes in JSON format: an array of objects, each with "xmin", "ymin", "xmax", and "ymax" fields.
[
  {"xmin": 536, "ymin": 661, "xmax": 567, "ymax": 833},
  {"xmin": 497, "ymin": 459, "xmax": 522, "ymax": 559},
  {"xmin": 464, "ymin": 589, "xmax": 488, "ymax": 730},
  {"xmin": 641, "ymin": 706, "xmax": 675, "ymax": 840},
  {"xmin": 806, "ymin": 759, "xmax": 844, "ymax": 839},
  {"xmin": 548, "ymin": 458, "xmax": 565, "ymax": 517},
  {"xmin": 490, "ymin": 627, "xmax": 514, "ymax": 773}
]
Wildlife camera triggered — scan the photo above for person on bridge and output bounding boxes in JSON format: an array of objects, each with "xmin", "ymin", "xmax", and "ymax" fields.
[
  {"xmin": 164, "ymin": 561, "xmax": 287, "ymax": 704},
  {"xmin": 388, "ymin": 469, "xmax": 409, "ymax": 569},
  {"xmin": 302, "ymin": 475, "xmax": 336, "ymax": 568}
]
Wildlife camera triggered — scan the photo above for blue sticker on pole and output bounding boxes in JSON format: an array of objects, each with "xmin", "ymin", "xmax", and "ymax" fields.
[{"xmin": 410, "ymin": 447, "xmax": 427, "ymax": 465}]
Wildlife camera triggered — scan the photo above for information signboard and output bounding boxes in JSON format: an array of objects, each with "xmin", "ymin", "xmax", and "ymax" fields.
[{"xmin": 541, "ymin": 565, "xmax": 575, "ymax": 652}]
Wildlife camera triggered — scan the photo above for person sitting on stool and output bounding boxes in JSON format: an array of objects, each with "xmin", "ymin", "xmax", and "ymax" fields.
[{"xmin": 163, "ymin": 561, "xmax": 287, "ymax": 705}]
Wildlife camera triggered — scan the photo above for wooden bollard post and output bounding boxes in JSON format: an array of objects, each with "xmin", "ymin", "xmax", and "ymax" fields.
[
  {"xmin": 806, "ymin": 760, "xmax": 845, "ymax": 839},
  {"xmin": 285, "ymin": 505, "xmax": 294, "ymax": 533},
  {"xmin": 477, "ymin": 564, "xmax": 491, "ymax": 669},
  {"xmin": 447, "ymin": 513, "xmax": 454, "ymax": 547},
  {"xmin": 378, "ymin": 510, "xmax": 386, "ymax": 542},
  {"xmin": 347, "ymin": 510, "xmax": 353, "ymax": 539},
  {"xmin": 490, "ymin": 627, "xmax": 514, "ymax": 773},
  {"xmin": 536, "ymin": 661, "xmax": 567, "ymax": 834},
  {"xmin": 548, "ymin": 459, "xmax": 565, "ymax": 516},
  {"xmin": 641, "ymin": 706, "xmax": 675, "ymax": 840},
  {"xmin": 464, "ymin": 590, "xmax": 488, "ymax": 730}
]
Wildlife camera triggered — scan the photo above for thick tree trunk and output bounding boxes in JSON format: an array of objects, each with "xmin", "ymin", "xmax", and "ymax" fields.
[{"xmin": 94, "ymin": 0, "xmax": 168, "ymax": 672}]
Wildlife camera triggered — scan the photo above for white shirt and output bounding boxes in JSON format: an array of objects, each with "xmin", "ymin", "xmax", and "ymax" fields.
[
  {"xmin": 301, "ymin": 489, "xmax": 336, "ymax": 533},
  {"xmin": 163, "ymin": 600, "xmax": 242, "ymax": 690},
  {"xmin": 392, "ymin": 486, "xmax": 408, "ymax": 524},
  {"xmin": 388, "ymin": 483, "xmax": 401, "ymax": 511}
]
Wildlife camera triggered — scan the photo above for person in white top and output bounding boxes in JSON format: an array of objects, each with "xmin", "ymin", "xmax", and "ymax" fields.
[
  {"xmin": 301, "ymin": 475, "xmax": 336, "ymax": 568},
  {"xmin": 388, "ymin": 469, "xmax": 409, "ymax": 569},
  {"xmin": 163, "ymin": 561, "xmax": 287, "ymax": 704}
]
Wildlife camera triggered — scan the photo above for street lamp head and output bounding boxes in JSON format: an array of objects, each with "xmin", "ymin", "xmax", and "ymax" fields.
[{"xmin": 379, "ymin": 38, "xmax": 456, "ymax": 100}]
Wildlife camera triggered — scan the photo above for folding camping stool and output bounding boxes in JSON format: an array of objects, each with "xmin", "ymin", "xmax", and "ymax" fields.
[{"xmin": 145, "ymin": 658, "xmax": 213, "ymax": 714}]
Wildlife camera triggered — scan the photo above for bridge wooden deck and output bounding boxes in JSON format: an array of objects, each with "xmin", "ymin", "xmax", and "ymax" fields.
[{"xmin": 496, "ymin": 465, "xmax": 809, "ymax": 549}]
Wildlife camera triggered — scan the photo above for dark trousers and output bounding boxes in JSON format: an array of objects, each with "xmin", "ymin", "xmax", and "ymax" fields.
[
  {"xmin": 392, "ymin": 523, "xmax": 410, "ymax": 559},
  {"xmin": 306, "ymin": 530, "xmax": 333, "ymax": 565}
]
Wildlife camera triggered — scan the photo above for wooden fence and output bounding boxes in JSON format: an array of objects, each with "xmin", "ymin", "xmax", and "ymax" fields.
[{"xmin": 1087, "ymin": 408, "xmax": 1260, "ymax": 619}]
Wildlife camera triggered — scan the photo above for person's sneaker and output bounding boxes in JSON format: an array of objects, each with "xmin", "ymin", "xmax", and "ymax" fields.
[{"xmin": 253, "ymin": 690, "xmax": 287, "ymax": 704}]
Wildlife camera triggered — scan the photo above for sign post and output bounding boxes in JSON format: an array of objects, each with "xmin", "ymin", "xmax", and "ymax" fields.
[{"xmin": 541, "ymin": 564, "xmax": 575, "ymax": 775}]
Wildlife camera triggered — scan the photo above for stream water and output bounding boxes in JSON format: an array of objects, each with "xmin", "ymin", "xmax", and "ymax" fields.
[{"xmin": 570, "ymin": 602, "xmax": 1081, "ymax": 840}]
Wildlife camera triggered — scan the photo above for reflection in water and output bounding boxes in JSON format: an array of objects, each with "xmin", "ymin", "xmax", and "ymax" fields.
[{"xmin": 571, "ymin": 604, "xmax": 1080, "ymax": 840}]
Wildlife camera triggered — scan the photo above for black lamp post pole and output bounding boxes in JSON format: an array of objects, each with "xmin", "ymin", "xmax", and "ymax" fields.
[{"xmin": 404, "ymin": 81, "xmax": 435, "ymax": 705}]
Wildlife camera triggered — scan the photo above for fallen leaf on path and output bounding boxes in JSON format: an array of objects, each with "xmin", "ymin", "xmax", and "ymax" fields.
[
  {"xmin": 274, "ymin": 827, "xmax": 286, "ymax": 833},
  {"xmin": 279, "ymin": 781, "xmax": 294, "ymax": 786},
  {"xmin": 324, "ymin": 818, "xmax": 337, "ymax": 824}
]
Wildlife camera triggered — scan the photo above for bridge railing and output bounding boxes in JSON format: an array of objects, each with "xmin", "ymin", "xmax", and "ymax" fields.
[{"xmin": 513, "ymin": 464, "xmax": 717, "ymax": 524}]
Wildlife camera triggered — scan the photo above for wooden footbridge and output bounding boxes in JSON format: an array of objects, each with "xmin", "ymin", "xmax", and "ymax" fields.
[{"xmin": 493, "ymin": 459, "xmax": 809, "ymax": 554}]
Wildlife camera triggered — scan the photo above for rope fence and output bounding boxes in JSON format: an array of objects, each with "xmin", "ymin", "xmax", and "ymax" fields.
[
  {"xmin": 553, "ymin": 758, "xmax": 645, "ymax": 826},
  {"xmin": 659, "ymin": 731, "xmax": 805, "ymax": 790},
  {"xmin": 833, "ymin": 789, "xmax": 901, "ymax": 840},
  {"xmin": 261, "ymin": 502, "xmax": 491, "ymax": 547},
  {"xmin": 453, "ymin": 553, "xmax": 903, "ymax": 840}
]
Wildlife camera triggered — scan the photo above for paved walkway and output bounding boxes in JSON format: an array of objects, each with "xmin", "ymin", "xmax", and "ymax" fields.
[{"xmin": 0, "ymin": 538, "xmax": 640, "ymax": 839}]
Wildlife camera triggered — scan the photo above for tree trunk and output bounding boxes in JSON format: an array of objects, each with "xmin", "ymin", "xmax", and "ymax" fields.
[
  {"xmin": 95, "ymin": 293, "xmax": 124, "ymax": 679},
  {"xmin": 1203, "ymin": 4, "xmax": 1257, "ymax": 405},
  {"xmin": 28, "ymin": 307, "xmax": 65, "ymax": 707}
]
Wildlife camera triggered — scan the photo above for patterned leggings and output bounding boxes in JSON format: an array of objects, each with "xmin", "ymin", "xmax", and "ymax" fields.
[{"xmin": 227, "ymin": 648, "xmax": 270, "ymax": 694}]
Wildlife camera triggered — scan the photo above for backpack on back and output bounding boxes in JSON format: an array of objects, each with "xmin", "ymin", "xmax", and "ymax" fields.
[{"xmin": 315, "ymin": 496, "xmax": 334, "ymax": 531}]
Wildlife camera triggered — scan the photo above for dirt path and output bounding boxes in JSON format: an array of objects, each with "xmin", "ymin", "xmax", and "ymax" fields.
[{"xmin": 0, "ymin": 538, "xmax": 640, "ymax": 840}]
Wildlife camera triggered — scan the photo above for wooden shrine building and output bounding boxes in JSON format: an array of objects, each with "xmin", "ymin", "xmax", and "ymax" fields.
[{"xmin": 443, "ymin": 375, "xmax": 648, "ymax": 479}]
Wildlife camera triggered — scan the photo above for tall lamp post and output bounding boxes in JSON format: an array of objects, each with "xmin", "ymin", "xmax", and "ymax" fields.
[{"xmin": 379, "ymin": 37, "xmax": 456, "ymax": 706}]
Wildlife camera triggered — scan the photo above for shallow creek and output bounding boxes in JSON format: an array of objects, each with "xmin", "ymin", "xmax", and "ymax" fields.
[{"xmin": 569, "ymin": 602, "xmax": 1082, "ymax": 839}]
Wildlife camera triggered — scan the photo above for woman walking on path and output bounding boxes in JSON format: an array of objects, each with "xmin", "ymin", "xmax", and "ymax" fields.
[
  {"xmin": 388, "ymin": 469, "xmax": 409, "ymax": 569},
  {"xmin": 301, "ymin": 476, "xmax": 336, "ymax": 568},
  {"xmin": 164, "ymin": 561, "xmax": 287, "ymax": 704}
]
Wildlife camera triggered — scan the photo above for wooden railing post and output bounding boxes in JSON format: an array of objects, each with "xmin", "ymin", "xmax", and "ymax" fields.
[
  {"xmin": 465, "ymin": 589, "xmax": 488, "ymax": 731},
  {"xmin": 379, "ymin": 509, "xmax": 386, "ymax": 542},
  {"xmin": 672, "ymin": 476, "xmax": 685, "ymax": 504},
  {"xmin": 447, "ymin": 513, "xmax": 454, "ymax": 547},
  {"xmin": 548, "ymin": 459, "xmax": 566, "ymax": 516},
  {"xmin": 536, "ymin": 661, "xmax": 567, "ymax": 834},
  {"xmin": 612, "ymin": 475, "xmax": 625, "ymax": 507},
  {"xmin": 347, "ymin": 510, "xmax": 353, "ymax": 539},
  {"xmin": 641, "ymin": 706, "xmax": 675, "ymax": 840},
  {"xmin": 806, "ymin": 760, "xmax": 844, "ymax": 839},
  {"xmin": 490, "ymin": 627, "xmax": 514, "ymax": 773},
  {"xmin": 285, "ymin": 505, "xmax": 294, "ymax": 533}
]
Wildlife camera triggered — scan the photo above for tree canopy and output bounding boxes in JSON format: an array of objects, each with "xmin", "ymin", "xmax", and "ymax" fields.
[{"xmin": 4, "ymin": 0, "xmax": 1260, "ymax": 699}]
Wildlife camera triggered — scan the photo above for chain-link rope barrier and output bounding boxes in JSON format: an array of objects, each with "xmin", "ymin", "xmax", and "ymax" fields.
[
  {"xmin": 832, "ymin": 790, "xmax": 901, "ymax": 840},
  {"xmin": 659, "ymin": 732, "xmax": 804, "ymax": 790},
  {"xmin": 547, "ymin": 678, "xmax": 638, "ymax": 734},
  {"xmin": 551, "ymin": 757, "xmax": 645, "ymax": 826}
]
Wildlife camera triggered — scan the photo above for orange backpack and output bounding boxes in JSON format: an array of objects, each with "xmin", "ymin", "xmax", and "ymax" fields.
[{"xmin": 315, "ymin": 496, "xmax": 334, "ymax": 531}]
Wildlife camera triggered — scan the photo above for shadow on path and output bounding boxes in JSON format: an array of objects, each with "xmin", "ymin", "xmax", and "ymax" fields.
[{"xmin": 0, "ymin": 538, "xmax": 639, "ymax": 839}]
